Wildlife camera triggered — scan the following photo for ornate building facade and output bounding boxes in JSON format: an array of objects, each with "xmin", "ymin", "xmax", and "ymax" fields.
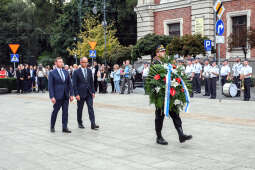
[{"xmin": 135, "ymin": 0, "xmax": 255, "ymax": 59}]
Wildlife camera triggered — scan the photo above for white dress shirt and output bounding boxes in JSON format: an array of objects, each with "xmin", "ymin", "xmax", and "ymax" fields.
[
  {"xmin": 203, "ymin": 64, "xmax": 211, "ymax": 78},
  {"xmin": 209, "ymin": 66, "xmax": 219, "ymax": 78},
  {"xmin": 193, "ymin": 63, "xmax": 202, "ymax": 74},
  {"xmin": 232, "ymin": 62, "xmax": 243, "ymax": 77},
  {"xmin": 220, "ymin": 65, "xmax": 230, "ymax": 76},
  {"xmin": 185, "ymin": 65, "xmax": 194, "ymax": 78},
  {"xmin": 241, "ymin": 65, "xmax": 252, "ymax": 78},
  {"xmin": 142, "ymin": 67, "xmax": 149, "ymax": 77}
]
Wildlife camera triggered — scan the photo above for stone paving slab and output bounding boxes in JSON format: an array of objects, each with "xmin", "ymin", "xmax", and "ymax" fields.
[{"xmin": 0, "ymin": 91, "xmax": 255, "ymax": 170}]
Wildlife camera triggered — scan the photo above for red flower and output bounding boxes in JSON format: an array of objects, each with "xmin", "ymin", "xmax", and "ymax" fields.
[
  {"xmin": 181, "ymin": 88, "xmax": 184, "ymax": 93},
  {"xmin": 176, "ymin": 78, "xmax": 181, "ymax": 84},
  {"xmin": 172, "ymin": 64, "xmax": 177, "ymax": 69},
  {"xmin": 154, "ymin": 74, "xmax": 160, "ymax": 80},
  {"xmin": 170, "ymin": 88, "xmax": 176, "ymax": 96},
  {"xmin": 163, "ymin": 77, "xmax": 166, "ymax": 83}
]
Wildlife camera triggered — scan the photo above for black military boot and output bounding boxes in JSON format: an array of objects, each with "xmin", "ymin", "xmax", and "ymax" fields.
[
  {"xmin": 155, "ymin": 119, "xmax": 168, "ymax": 145},
  {"xmin": 176, "ymin": 127, "xmax": 192, "ymax": 143}
]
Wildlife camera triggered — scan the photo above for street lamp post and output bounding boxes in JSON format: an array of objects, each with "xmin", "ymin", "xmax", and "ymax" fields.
[{"xmin": 103, "ymin": 0, "xmax": 107, "ymax": 66}]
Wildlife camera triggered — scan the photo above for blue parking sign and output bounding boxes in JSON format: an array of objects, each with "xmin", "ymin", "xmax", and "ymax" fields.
[
  {"xmin": 89, "ymin": 50, "xmax": 96, "ymax": 58},
  {"xmin": 204, "ymin": 40, "xmax": 212, "ymax": 51}
]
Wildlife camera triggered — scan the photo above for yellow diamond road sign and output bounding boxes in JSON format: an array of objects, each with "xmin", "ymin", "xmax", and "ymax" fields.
[{"xmin": 214, "ymin": 0, "xmax": 225, "ymax": 19}]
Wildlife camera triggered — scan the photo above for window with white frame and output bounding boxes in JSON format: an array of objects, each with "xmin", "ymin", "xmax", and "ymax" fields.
[{"xmin": 168, "ymin": 23, "xmax": 181, "ymax": 38}]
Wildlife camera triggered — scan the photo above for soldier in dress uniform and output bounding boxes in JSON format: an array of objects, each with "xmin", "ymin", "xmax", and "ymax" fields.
[
  {"xmin": 202, "ymin": 59, "xmax": 211, "ymax": 96},
  {"xmin": 220, "ymin": 59, "xmax": 231, "ymax": 91},
  {"xmin": 240, "ymin": 59, "xmax": 253, "ymax": 101},
  {"xmin": 232, "ymin": 57, "xmax": 243, "ymax": 97},
  {"xmin": 185, "ymin": 60, "xmax": 194, "ymax": 97},
  {"xmin": 193, "ymin": 58, "xmax": 202, "ymax": 93},
  {"xmin": 209, "ymin": 61, "xmax": 219, "ymax": 99},
  {"xmin": 152, "ymin": 45, "xmax": 192, "ymax": 145}
]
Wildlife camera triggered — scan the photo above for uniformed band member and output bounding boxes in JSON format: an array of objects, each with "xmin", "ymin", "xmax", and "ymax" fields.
[
  {"xmin": 209, "ymin": 61, "xmax": 219, "ymax": 99},
  {"xmin": 232, "ymin": 57, "xmax": 243, "ymax": 97},
  {"xmin": 193, "ymin": 58, "xmax": 202, "ymax": 94},
  {"xmin": 154, "ymin": 45, "xmax": 192, "ymax": 145},
  {"xmin": 220, "ymin": 60, "xmax": 231, "ymax": 90},
  {"xmin": 185, "ymin": 60, "xmax": 194, "ymax": 97},
  {"xmin": 202, "ymin": 59, "xmax": 211, "ymax": 96},
  {"xmin": 240, "ymin": 60, "xmax": 252, "ymax": 101}
]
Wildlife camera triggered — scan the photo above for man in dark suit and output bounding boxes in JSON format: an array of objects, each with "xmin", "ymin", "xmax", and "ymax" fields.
[
  {"xmin": 48, "ymin": 57, "xmax": 74, "ymax": 133},
  {"xmin": 72, "ymin": 57, "xmax": 99, "ymax": 130},
  {"xmin": 16, "ymin": 64, "xmax": 24, "ymax": 94}
]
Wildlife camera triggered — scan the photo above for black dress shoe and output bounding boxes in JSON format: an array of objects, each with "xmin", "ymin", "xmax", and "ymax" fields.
[
  {"xmin": 50, "ymin": 128, "xmax": 55, "ymax": 133},
  {"xmin": 78, "ymin": 124, "xmax": 85, "ymax": 129},
  {"xmin": 156, "ymin": 137, "xmax": 168, "ymax": 145},
  {"xmin": 62, "ymin": 128, "xmax": 72, "ymax": 133},
  {"xmin": 91, "ymin": 124, "xmax": 99, "ymax": 130}
]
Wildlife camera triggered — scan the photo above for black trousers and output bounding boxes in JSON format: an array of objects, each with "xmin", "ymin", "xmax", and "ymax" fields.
[
  {"xmin": 221, "ymin": 76, "xmax": 227, "ymax": 86},
  {"xmin": 194, "ymin": 73, "xmax": 201, "ymax": 93},
  {"xmin": 94, "ymin": 79, "xmax": 98, "ymax": 92},
  {"xmin": 204, "ymin": 78, "xmax": 210, "ymax": 95},
  {"xmin": 16, "ymin": 79, "xmax": 24, "ymax": 93},
  {"xmin": 77, "ymin": 95, "xmax": 95, "ymax": 125},
  {"xmin": 38, "ymin": 77, "xmax": 45, "ymax": 92},
  {"xmin": 233, "ymin": 76, "xmax": 241, "ymax": 96},
  {"xmin": 51, "ymin": 98, "xmax": 69, "ymax": 129},
  {"xmin": 155, "ymin": 107, "xmax": 182, "ymax": 138},
  {"xmin": 121, "ymin": 77, "xmax": 130, "ymax": 94},
  {"xmin": 110, "ymin": 78, "xmax": 114, "ymax": 92},
  {"xmin": 244, "ymin": 78, "xmax": 251, "ymax": 100},
  {"xmin": 209, "ymin": 77, "xmax": 217, "ymax": 98}
]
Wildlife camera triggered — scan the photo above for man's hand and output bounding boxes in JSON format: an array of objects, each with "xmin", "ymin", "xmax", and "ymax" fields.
[
  {"xmin": 76, "ymin": 95, "xmax": 80, "ymax": 101},
  {"xmin": 51, "ymin": 97, "xmax": 56, "ymax": 104},
  {"xmin": 92, "ymin": 93, "xmax": 95, "ymax": 99},
  {"xmin": 70, "ymin": 96, "xmax": 74, "ymax": 102}
]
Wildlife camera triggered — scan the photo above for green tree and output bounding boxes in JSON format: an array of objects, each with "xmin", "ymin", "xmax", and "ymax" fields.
[
  {"xmin": 167, "ymin": 34, "xmax": 207, "ymax": 58},
  {"xmin": 131, "ymin": 34, "xmax": 172, "ymax": 61},
  {"xmin": 68, "ymin": 15, "xmax": 120, "ymax": 64}
]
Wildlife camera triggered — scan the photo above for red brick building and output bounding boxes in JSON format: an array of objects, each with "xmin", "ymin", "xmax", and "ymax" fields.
[{"xmin": 135, "ymin": 0, "xmax": 255, "ymax": 59}]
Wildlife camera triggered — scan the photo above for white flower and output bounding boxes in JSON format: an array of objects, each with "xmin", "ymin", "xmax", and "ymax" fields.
[
  {"xmin": 155, "ymin": 87, "xmax": 160, "ymax": 93},
  {"xmin": 163, "ymin": 64, "xmax": 168, "ymax": 69},
  {"xmin": 174, "ymin": 100, "xmax": 181, "ymax": 105},
  {"xmin": 172, "ymin": 69, "xmax": 177, "ymax": 74},
  {"xmin": 171, "ymin": 79, "xmax": 179, "ymax": 87}
]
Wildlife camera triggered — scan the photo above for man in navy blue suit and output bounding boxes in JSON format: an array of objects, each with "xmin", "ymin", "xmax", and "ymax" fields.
[
  {"xmin": 72, "ymin": 57, "xmax": 99, "ymax": 130},
  {"xmin": 48, "ymin": 57, "xmax": 74, "ymax": 133}
]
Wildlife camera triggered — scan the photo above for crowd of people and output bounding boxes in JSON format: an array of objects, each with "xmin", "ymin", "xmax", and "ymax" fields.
[
  {"xmin": 0, "ymin": 54, "xmax": 253, "ymax": 101},
  {"xmin": 0, "ymin": 60, "xmax": 137, "ymax": 95}
]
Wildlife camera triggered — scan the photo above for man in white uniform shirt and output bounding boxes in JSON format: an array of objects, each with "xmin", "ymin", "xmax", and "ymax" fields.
[
  {"xmin": 185, "ymin": 60, "xmax": 194, "ymax": 97},
  {"xmin": 202, "ymin": 59, "xmax": 211, "ymax": 96},
  {"xmin": 193, "ymin": 58, "xmax": 202, "ymax": 93},
  {"xmin": 209, "ymin": 61, "xmax": 219, "ymax": 99},
  {"xmin": 142, "ymin": 63, "xmax": 149, "ymax": 94},
  {"xmin": 232, "ymin": 57, "xmax": 243, "ymax": 97},
  {"xmin": 241, "ymin": 60, "xmax": 253, "ymax": 101},
  {"xmin": 220, "ymin": 60, "xmax": 231, "ymax": 90}
]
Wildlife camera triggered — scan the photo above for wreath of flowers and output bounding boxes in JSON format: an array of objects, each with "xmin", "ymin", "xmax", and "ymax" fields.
[{"xmin": 145, "ymin": 57, "xmax": 192, "ymax": 114}]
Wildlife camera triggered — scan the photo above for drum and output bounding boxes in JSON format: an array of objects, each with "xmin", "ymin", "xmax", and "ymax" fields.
[{"xmin": 223, "ymin": 83, "xmax": 237, "ymax": 97}]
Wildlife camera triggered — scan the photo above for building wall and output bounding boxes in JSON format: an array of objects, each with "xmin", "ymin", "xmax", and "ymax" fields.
[
  {"xmin": 221, "ymin": 0, "xmax": 255, "ymax": 58},
  {"xmin": 154, "ymin": 7, "xmax": 192, "ymax": 35}
]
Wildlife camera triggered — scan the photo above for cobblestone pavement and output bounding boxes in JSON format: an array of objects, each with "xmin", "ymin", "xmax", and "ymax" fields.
[{"xmin": 0, "ymin": 90, "xmax": 255, "ymax": 170}]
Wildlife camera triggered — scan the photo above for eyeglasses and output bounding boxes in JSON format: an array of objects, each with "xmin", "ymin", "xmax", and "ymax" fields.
[{"xmin": 81, "ymin": 62, "xmax": 88, "ymax": 63}]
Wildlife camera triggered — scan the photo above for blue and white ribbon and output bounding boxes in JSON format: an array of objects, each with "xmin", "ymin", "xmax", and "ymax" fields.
[
  {"xmin": 179, "ymin": 77, "xmax": 190, "ymax": 113},
  {"xmin": 164, "ymin": 64, "xmax": 172, "ymax": 117},
  {"xmin": 164, "ymin": 64, "xmax": 190, "ymax": 117}
]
